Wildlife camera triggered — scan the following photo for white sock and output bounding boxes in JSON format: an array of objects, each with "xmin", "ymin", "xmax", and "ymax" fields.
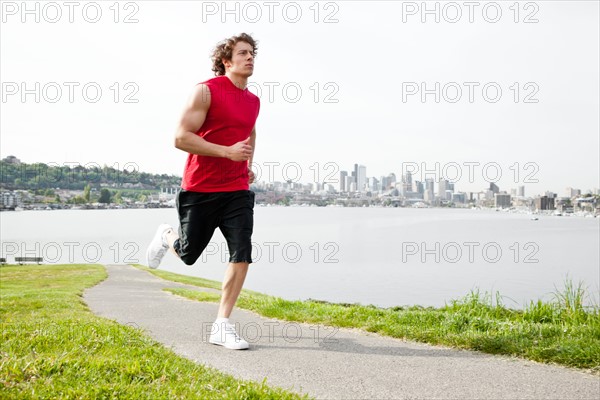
[{"xmin": 215, "ymin": 317, "xmax": 229, "ymax": 325}]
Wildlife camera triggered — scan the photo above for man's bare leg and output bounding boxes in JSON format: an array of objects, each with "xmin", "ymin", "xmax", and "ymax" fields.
[
  {"xmin": 164, "ymin": 228, "xmax": 180, "ymax": 257},
  {"xmin": 217, "ymin": 262, "xmax": 249, "ymax": 318},
  {"xmin": 165, "ymin": 227, "xmax": 248, "ymax": 316},
  {"xmin": 209, "ymin": 262, "xmax": 250, "ymax": 349},
  {"xmin": 163, "ymin": 227, "xmax": 249, "ymax": 346}
]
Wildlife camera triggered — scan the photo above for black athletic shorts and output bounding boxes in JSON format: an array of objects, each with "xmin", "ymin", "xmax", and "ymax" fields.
[{"xmin": 173, "ymin": 189, "xmax": 255, "ymax": 265}]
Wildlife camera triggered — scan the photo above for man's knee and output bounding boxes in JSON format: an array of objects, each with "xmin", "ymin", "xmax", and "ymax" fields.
[
  {"xmin": 229, "ymin": 261, "xmax": 250, "ymax": 267},
  {"xmin": 180, "ymin": 254, "xmax": 199, "ymax": 266},
  {"xmin": 176, "ymin": 246, "xmax": 200, "ymax": 265},
  {"xmin": 228, "ymin": 249, "xmax": 252, "ymax": 265},
  {"xmin": 174, "ymin": 239, "xmax": 202, "ymax": 266}
]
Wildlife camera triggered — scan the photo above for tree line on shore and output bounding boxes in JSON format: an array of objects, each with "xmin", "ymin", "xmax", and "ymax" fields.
[
  {"xmin": 0, "ymin": 160, "xmax": 180, "ymax": 191},
  {"xmin": 1, "ymin": 160, "xmax": 181, "ymax": 205}
]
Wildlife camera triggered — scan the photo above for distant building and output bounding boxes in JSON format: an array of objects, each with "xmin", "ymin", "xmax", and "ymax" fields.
[
  {"xmin": 339, "ymin": 171, "xmax": 348, "ymax": 192},
  {"xmin": 424, "ymin": 188, "xmax": 434, "ymax": 203},
  {"xmin": 574, "ymin": 196, "xmax": 597, "ymax": 213},
  {"xmin": 438, "ymin": 179, "xmax": 449, "ymax": 197},
  {"xmin": 518, "ymin": 186, "xmax": 525, "ymax": 197},
  {"xmin": 158, "ymin": 187, "xmax": 177, "ymax": 202},
  {"xmin": 388, "ymin": 173, "xmax": 397, "ymax": 188},
  {"xmin": 534, "ymin": 195, "xmax": 555, "ymax": 210},
  {"xmin": 489, "ymin": 182, "xmax": 500, "ymax": 194},
  {"xmin": 2, "ymin": 155, "xmax": 21, "ymax": 165},
  {"xmin": 368, "ymin": 177, "xmax": 379, "ymax": 192},
  {"xmin": 379, "ymin": 176, "xmax": 387, "ymax": 192},
  {"xmin": 452, "ymin": 192, "xmax": 466, "ymax": 204},
  {"xmin": 403, "ymin": 171, "xmax": 413, "ymax": 194},
  {"xmin": 345, "ymin": 176, "xmax": 355, "ymax": 192},
  {"xmin": 1, "ymin": 191, "xmax": 22, "ymax": 208},
  {"xmin": 414, "ymin": 180, "xmax": 424, "ymax": 195},
  {"xmin": 357, "ymin": 165, "xmax": 367, "ymax": 192},
  {"xmin": 566, "ymin": 187, "xmax": 581, "ymax": 197},
  {"xmin": 445, "ymin": 190, "xmax": 453, "ymax": 201},
  {"xmin": 425, "ymin": 178, "xmax": 435, "ymax": 195},
  {"xmin": 495, "ymin": 193, "xmax": 511, "ymax": 208}
]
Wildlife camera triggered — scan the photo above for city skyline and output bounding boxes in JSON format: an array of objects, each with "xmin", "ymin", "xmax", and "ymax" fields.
[
  {"xmin": 1, "ymin": 154, "xmax": 597, "ymax": 199},
  {"xmin": 1, "ymin": 155, "xmax": 597, "ymax": 213},
  {"xmin": 255, "ymin": 161, "xmax": 598, "ymax": 199}
]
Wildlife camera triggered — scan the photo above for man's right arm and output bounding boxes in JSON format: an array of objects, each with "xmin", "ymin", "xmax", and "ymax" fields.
[{"xmin": 174, "ymin": 84, "xmax": 252, "ymax": 161}]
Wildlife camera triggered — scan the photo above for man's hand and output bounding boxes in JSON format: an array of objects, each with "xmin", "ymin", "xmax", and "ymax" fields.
[
  {"xmin": 226, "ymin": 138, "xmax": 253, "ymax": 161},
  {"xmin": 248, "ymin": 168, "xmax": 255, "ymax": 184}
]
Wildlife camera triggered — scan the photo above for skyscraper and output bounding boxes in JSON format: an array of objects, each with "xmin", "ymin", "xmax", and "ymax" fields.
[
  {"xmin": 445, "ymin": 190, "xmax": 453, "ymax": 201},
  {"xmin": 385, "ymin": 172, "xmax": 396, "ymax": 190},
  {"xmin": 415, "ymin": 181, "xmax": 424, "ymax": 195},
  {"xmin": 425, "ymin": 178, "xmax": 435, "ymax": 195},
  {"xmin": 388, "ymin": 173, "xmax": 397, "ymax": 189},
  {"xmin": 424, "ymin": 178, "xmax": 434, "ymax": 203},
  {"xmin": 489, "ymin": 182, "xmax": 500, "ymax": 194},
  {"xmin": 438, "ymin": 179, "xmax": 449, "ymax": 197},
  {"xmin": 403, "ymin": 171, "xmax": 413, "ymax": 193},
  {"xmin": 380, "ymin": 176, "xmax": 388, "ymax": 192},
  {"xmin": 369, "ymin": 177, "xmax": 379, "ymax": 192},
  {"xmin": 452, "ymin": 193, "xmax": 466, "ymax": 204},
  {"xmin": 424, "ymin": 187, "xmax": 434, "ymax": 203},
  {"xmin": 339, "ymin": 171, "xmax": 348, "ymax": 192},
  {"xmin": 346, "ymin": 175, "xmax": 355, "ymax": 192},
  {"xmin": 495, "ymin": 193, "xmax": 511, "ymax": 208},
  {"xmin": 357, "ymin": 165, "xmax": 367, "ymax": 192}
]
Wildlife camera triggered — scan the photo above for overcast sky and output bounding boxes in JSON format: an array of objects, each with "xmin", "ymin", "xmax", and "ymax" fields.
[{"xmin": 1, "ymin": 0, "xmax": 598, "ymax": 195}]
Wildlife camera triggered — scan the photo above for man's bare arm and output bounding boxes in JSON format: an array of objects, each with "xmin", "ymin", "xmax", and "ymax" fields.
[
  {"xmin": 174, "ymin": 84, "xmax": 253, "ymax": 161},
  {"xmin": 248, "ymin": 127, "xmax": 256, "ymax": 167},
  {"xmin": 248, "ymin": 127, "xmax": 257, "ymax": 184}
]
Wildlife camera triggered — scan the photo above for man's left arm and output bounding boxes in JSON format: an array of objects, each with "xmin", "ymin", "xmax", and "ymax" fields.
[{"xmin": 248, "ymin": 127, "xmax": 257, "ymax": 184}]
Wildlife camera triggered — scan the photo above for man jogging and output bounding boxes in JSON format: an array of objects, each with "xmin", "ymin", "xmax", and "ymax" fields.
[{"xmin": 145, "ymin": 33, "xmax": 260, "ymax": 350}]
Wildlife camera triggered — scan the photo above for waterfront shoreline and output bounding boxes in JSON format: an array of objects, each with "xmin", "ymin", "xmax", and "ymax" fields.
[{"xmin": 1, "ymin": 203, "xmax": 598, "ymax": 219}]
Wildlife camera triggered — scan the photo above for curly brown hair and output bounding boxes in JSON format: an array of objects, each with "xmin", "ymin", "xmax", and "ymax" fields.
[{"xmin": 211, "ymin": 33, "xmax": 258, "ymax": 76}]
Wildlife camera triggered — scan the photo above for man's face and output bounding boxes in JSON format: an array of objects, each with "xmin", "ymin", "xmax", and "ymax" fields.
[{"xmin": 224, "ymin": 41, "xmax": 255, "ymax": 77}]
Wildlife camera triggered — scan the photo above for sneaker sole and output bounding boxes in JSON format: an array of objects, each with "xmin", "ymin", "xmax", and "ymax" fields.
[{"xmin": 208, "ymin": 339, "xmax": 249, "ymax": 350}]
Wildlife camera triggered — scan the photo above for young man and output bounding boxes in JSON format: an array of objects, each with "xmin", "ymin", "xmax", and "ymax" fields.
[{"xmin": 146, "ymin": 33, "xmax": 260, "ymax": 350}]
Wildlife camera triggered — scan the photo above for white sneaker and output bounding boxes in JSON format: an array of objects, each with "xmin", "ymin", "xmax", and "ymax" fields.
[
  {"xmin": 146, "ymin": 224, "xmax": 172, "ymax": 269},
  {"xmin": 209, "ymin": 322, "xmax": 249, "ymax": 350}
]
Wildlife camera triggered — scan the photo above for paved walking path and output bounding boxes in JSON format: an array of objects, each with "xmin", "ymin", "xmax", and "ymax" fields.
[{"xmin": 83, "ymin": 265, "xmax": 599, "ymax": 399}]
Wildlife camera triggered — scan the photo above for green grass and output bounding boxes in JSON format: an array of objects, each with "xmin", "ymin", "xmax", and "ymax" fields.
[
  {"xmin": 135, "ymin": 265, "xmax": 600, "ymax": 373},
  {"xmin": 0, "ymin": 264, "xmax": 309, "ymax": 399}
]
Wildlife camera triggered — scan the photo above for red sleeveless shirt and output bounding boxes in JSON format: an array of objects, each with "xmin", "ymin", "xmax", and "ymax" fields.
[{"xmin": 181, "ymin": 76, "xmax": 260, "ymax": 192}]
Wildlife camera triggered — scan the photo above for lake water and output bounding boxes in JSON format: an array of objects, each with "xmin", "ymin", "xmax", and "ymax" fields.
[{"xmin": 1, "ymin": 207, "xmax": 598, "ymax": 309}]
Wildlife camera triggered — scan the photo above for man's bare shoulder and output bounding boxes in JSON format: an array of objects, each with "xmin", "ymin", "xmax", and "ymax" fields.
[
  {"xmin": 189, "ymin": 83, "xmax": 211, "ymax": 108},
  {"xmin": 194, "ymin": 83, "xmax": 212, "ymax": 98}
]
